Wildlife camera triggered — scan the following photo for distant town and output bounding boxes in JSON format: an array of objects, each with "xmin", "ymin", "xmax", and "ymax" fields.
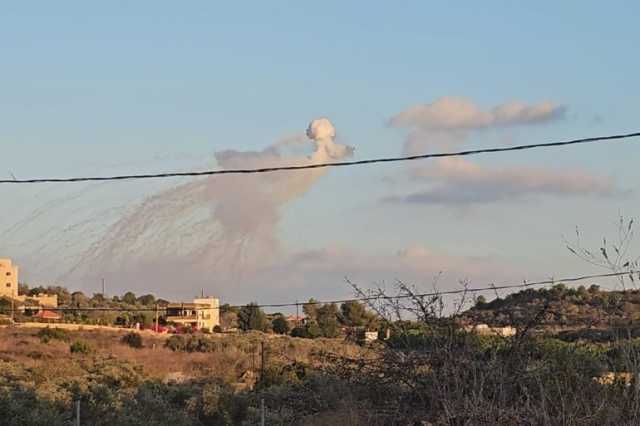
[{"xmin": 0, "ymin": 258, "xmax": 394, "ymax": 343}]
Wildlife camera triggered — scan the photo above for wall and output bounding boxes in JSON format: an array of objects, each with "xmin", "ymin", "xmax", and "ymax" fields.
[
  {"xmin": 193, "ymin": 298, "xmax": 220, "ymax": 331},
  {"xmin": 0, "ymin": 259, "xmax": 19, "ymax": 299}
]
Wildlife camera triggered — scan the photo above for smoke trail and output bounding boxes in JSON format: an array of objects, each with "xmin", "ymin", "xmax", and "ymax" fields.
[{"xmin": 66, "ymin": 118, "xmax": 354, "ymax": 291}]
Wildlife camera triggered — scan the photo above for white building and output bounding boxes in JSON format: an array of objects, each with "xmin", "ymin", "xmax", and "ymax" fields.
[
  {"xmin": 0, "ymin": 259, "xmax": 19, "ymax": 299},
  {"xmin": 165, "ymin": 297, "xmax": 220, "ymax": 331}
]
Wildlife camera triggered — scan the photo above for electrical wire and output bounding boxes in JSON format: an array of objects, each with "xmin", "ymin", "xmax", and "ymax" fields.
[
  {"xmin": 2, "ymin": 131, "xmax": 639, "ymax": 184},
  {"xmin": 6, "ymin": 270, "xmax": 636, "ymax": 313}
]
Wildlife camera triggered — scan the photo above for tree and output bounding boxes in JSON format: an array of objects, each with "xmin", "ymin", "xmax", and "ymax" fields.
[
  {"xmin": 132, "ymin": 312, "xmax": 152, "ymax": 328},
  {"xmin": 237, "ymin": 303, "xmax": 268, "ymax": 332},
  {"xmin": 577, "ymin": 285, "xmax": 589, "ymax": 300},
  {"xmin": 48, "ymin": 286, "xmax": 71, "ymax": 306},
  {"xmin": 71, "ymin": 291, "xmax": 89, "ymax": 307},
  {"xmin": 137, "ymin": 294, "xmax": 156, "ymax": 306},
  {"xmin": 303, "ymin": 298, "xmax": 318, "ymax": 322},
  {"xmin": 316, "ymin": 303, "xmax": 340, "ymax": 338},
  {"xmin": 91, "ymin": 293, "xmax": 107, "ymax": 305},
  {"xmin": 27, "ymin": 286, "xmax": 47, "ymax": 296},
  {"xmin": 221, "ymin": 311, "xmax": 238, "ymax": 330},
  {"xmin": 122, "ymin": 292, "xmax": 137, "ymax": 305},
  {"xmin": 220, "ymin": 303, "xmax": 239, "ymax": 315},
  {"xmin": 272, "ymin": 315, "xmax": 290, "ymax": 334},
  {"xmin": 340, "ymin": 301, "xmax": 367, "ymax": 327}
]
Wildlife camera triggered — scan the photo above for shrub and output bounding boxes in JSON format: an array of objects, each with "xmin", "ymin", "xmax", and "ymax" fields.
[
  {"xmin": 121, "ymin": 332, "xmax": 144, "ymax": 349},
  {"xmin": 185, "ymin": 336, "xmax": 217, "ymax": 353},
  {"xmin": 37, "ymin": 327, "xmax": 68, "ymax": 343},
  {"xmin": 306, "ymin": 322, "xmax": 322, "ymax": 339},
  {"xmin": 165, "ymin": 335, "xmax": 186, "ymax": 351},
  {"xmin": 290, "ymin": 323, "xmax": 321, "ymax": 339},
  {"xmin": 213, "ymin": 325, "xmax": 223, "ymax": 333},
  {"xmin": 272, "ymin": 315, "xmax": 290, "ymax": 335},
  {"xmin": 290, "ymin": 326, "xmax": 308, "ymax": 338},
  {"xmin": 69, "ymin": 340, "xmax": 92, "ymax": 355},
  {"xmin": 165, "ymin": 335, "xmax": 218, "ymax": 353}
]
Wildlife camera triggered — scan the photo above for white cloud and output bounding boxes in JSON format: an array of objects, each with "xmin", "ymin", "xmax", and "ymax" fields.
[
  {"xmin": 389, "ymin": 97, "xmax": 566, "ymax": 131},
  {"xmin": 385, "ymin": 97, "xmax": 615, "ymax": 205},
  {"xmin": 386, "ymin": 158, "xmax": 614, "ymax": 205}
]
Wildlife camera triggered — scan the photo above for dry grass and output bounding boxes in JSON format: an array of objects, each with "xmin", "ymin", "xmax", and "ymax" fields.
[{"xmin": 0, "ymin": 327, "xmax": 365, "ymax": 386}]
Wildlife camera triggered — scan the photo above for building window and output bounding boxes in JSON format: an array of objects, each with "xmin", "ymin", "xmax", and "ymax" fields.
[
  {"xmin": 6, "ymin": 283, "xmax": 11, "ymax": 288},
  {"xmin": 5, "ymin": 272, "xmax": 10, "ymax": 276}
]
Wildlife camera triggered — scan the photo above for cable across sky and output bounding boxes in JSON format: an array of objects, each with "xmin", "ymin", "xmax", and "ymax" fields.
[
  {"xmin": 13, "ymin": 270, "xmax": 637, "ymax": 313},
  {"xmin": 2, "ymin": 131, "xmax": 639, "ymax": 184}
]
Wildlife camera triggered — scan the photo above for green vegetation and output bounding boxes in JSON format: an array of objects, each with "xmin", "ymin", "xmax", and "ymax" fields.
[
  {"xmin": 237, "ymin": 303, "xmax": 268, "ymax": 332},
  {"xmin": 37, "ymin": 327, "xmax": 68, "ymax": 343},
  {"xmin": 14, "ymin": 284, "xmax": 167, "ymax": 328},
  {"xmin": 0, "ymin": 327, "xmax": 364, "ymax": 425},
  {"xmin": 69, "ymin": 340, "xmax": 92, "ymax": 355},
  {"xmin": 464, "ymin": 283, "xmax": 640, "ymax": 328},
  {"xmin": 121, "ymin": 332, "xmax": 144, "ymax": 349},
  {"xmin": 164, "ymin": 335, "xmax": 219, "ymax": 353},
  {"xmin": 271, "ymin": 314, "xmax": 289, "ymax": 335},
  {"xmin": 7, "ymin": 287, "xmax": 640, "ymax": 425}
]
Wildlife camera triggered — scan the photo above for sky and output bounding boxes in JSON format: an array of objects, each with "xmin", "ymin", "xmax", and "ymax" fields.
[{"xmin": 1, "ymin": 2, "xmax": 639, "ymax": 308}]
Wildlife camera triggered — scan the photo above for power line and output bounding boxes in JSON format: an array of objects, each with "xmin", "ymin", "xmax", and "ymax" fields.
[
  {"xmin": 8, "ymin": 270, "xmax": 636, "ymax": 313},
  {"xmin": 2, "ymin": 131, "xmax": 639, "ymax": 184}
]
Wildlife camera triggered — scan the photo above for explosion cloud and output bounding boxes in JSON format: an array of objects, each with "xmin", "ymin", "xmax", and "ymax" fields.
[{"xmin": 63, "ymin": 118, "xmax": 354, "ymax": 293}]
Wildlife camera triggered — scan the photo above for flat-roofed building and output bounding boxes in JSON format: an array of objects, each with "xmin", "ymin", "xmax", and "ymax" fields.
[
  {"xmin": 0, "ymin": 259, "xmax": 58, "ymax": 320},
  {"xmin": 0, "ymin": 259, "xmax": 19, "ymax": 299},
  {"xmin": 165, "ymin": 297, "xmax": 220, "ymax": 331}
]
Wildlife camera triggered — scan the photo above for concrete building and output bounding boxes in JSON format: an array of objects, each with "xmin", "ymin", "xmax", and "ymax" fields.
[
  {"xmin": 20, "ymin": 293, "xmax": 58, "ymax": 308},
  {"xmin": 165, "ymin": 297, "xmax": 220, "ymax": 332},
  {"xmin": 0, "ymin": 259, "xmax": 58, "ymax": 311},
  {"xmin": 0, "ymin": 259, "xmax": 19, "ymax": 299},
  {"xmin": 463, "ymin": 323, "xmax": 516, "ymax": 337}
]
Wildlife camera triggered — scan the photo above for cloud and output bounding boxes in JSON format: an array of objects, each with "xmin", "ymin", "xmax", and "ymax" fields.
[
  {"xmin": 384, "ymin": 97, "xmax": 615, "ymax": 206},
  {"xmin": 389, "ymin": 97, "xmax": 566, "ymax": 131},
  {"xmin": 386, "ymin": 157, "xmax": 614, "ymax": 205},
  {"xmin": 492, "ymin": 101, "xmax": 566, "ymax": 126}
]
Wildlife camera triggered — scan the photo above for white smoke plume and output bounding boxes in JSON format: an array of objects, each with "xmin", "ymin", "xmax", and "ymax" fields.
[{"xmin": 63, "ymin": 118, "xmax": 354, "ymax": 292}]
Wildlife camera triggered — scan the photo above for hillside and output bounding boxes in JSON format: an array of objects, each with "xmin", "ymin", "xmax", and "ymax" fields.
[{"xmin": 462, "ymin": 284, "xmax": 640, "ymax": 331}]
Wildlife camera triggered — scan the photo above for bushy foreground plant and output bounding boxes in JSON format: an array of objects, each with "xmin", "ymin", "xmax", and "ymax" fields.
[
  {"xmin": 164, "ymin": 334, "xmax": 219, "ymax": 353},
  {"xmin": 120, "ymin": 332, "xmax": 144, "ymax": 349},
  {"xmin": 37, "ymin": 327, "xmax": 68, "ymax": 343}
]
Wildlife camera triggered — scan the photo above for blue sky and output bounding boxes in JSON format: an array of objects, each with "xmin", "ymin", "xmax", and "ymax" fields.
[{"xmin": 1, "ymin": 2, "xmax": 639, "ymax": 304}]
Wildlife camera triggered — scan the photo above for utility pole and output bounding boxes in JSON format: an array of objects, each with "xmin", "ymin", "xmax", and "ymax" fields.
[
  {"xmin": 75, "ymin": 400, "xmax": 81, "ymax": 426},
  {"xmin": 10, "ymin": 297, "xmax": 14, "ymax": 323},
  {"xmin": 155, "ymin": 304, "xmax": 159, "ymax": 333},
  {"xmin": 251, "ymin": 346, "xmax": 255, "ymax": 372},
  {"xmin": 296, "ymin": 300, "xmax": 299, "ymax": 325},
  {"xmin": 260, "ymin": 341, "xmax": 265, "ymax": 386},
  {"xmin": 101, "ymin": 278, "xmax": 105, "ymax": 296},
  {"xmin": 261, "ymin": 398, "xmax": 265, "ymax": 426}
]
